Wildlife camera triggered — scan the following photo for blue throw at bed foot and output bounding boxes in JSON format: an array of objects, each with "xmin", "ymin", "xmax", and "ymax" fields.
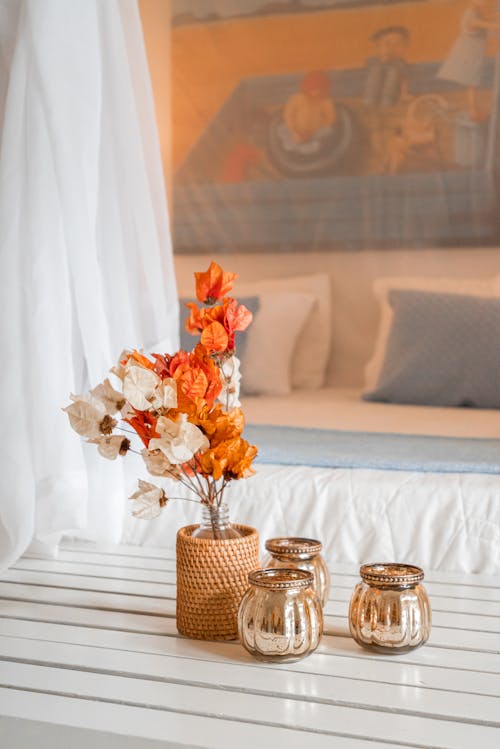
[{"xmin": 244, "ymin": 424, "xmax": 500, "ymax": 474}]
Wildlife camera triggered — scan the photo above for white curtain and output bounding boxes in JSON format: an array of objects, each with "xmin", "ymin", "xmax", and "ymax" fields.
[{"xmin": 0, "ymin": 0, "xmax": 179, "ymax": 572}]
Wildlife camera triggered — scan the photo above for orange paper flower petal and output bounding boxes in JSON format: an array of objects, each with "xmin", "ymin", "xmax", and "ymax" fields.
[
  {"xmin": 198, "ymin": 405, "xmax": 245, "ymax": 445},
  {"xmin": 169, "ymin": 344, "xmax": 222, "ymax": 411},
  {"xmin": 151, "ymin": 353, "xmax": 171, "ymax": 378},
  {"xmin": 125, "ymin": 410, "xmax": 160, "ymax": 448},
  {"xmin": 184, "ymin": 302, "xmax": 203, "ymax": 335},
  {"xmin": 195, "ymin": 262, "xmax": 238, "ymax": 304},
  {"xmin": 178, "ymin": 367, "xmax": 209, "ymax": 402},
  {"xmin": 224, "ymin": 299, "xmax": 253, "ymax": 333},
  {"xmin": 130, "ymin": 350, "xmax": 155, "ymax": 370},
  {"xmin": 200, "ymin": 321, "xmax": 229, "ymax": 353}
]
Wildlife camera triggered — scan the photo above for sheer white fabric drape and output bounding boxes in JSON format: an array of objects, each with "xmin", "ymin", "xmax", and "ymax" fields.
[{"xmin": 0, "ymin": 0, "xmax": 178, "ymax": 571}]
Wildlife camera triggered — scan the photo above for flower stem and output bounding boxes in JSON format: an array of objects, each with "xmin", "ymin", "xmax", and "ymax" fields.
[
  {"xmin": 190, "ymin": 457, "xmax": 206, "ymax": 497},
  {"xmin": 168, "ymin": 496, "xmax": 201, "ymax": 503},
  {"xmin": 180, "ymin": 464, "xmax": 206, "ymax": 501},
  {"xmin": 118, "ymin": 426, "xmax": 138, "ymax": 435}
]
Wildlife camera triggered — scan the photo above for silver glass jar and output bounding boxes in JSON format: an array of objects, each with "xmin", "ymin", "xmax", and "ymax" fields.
[
  {"xmin": 263, "ymin": 537, "xmax": 330, "ymax": 607},
  {"xmin": 349, "ymin": 563, "xmax": 431, "ymax": 653},
  {"xmin": 238, "ymin": 568, "xmax": 323, "ymax": 662}
]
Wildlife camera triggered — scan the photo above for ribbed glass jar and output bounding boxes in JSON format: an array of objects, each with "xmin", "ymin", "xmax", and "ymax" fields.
[
  {"xmin": 191, "ymin": 503, "xmax": 242, "ymax": 540},
  {"xmin": 238, "ymin": 568, "xmax": 323, "ymax": 662},
  {"xmin": 263, "ymin": 537, "xmax": 330, "ymax": 607},
  {"xmin": 349, "ymin": 563, "xmax": 431, "ymax": 653}
]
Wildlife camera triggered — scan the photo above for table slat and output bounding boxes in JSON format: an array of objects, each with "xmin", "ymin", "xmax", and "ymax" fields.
[
  {"xmin": 1, "ymin": 578, "xmax": 499, "ymax": 653},
  {"xmin": 2, "ymin": 660, "xmax": 499, "ymax": 749},
  {"xmin": 0, "ymin": 619, "xmax": 492, "ymax": 697},
  {"xmin": 0, "ymin": 688, "xmax": 379, "ymax": 749},
  {"xmin": 10, "ymin": 560, "xmax": 500, "ymax": 615},
  {"xmin": 1, "ymin": 631, "xmax": 499, "ymax": 722}
]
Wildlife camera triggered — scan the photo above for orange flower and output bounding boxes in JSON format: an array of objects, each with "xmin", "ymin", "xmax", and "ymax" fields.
[
  {"xmin": 198, "ymin": 435, "xmax": 257, "ymax": 480},
  {"xmin": 223, "ymin": 437, "xmax": 257, "ymax": 479},
  {"xmin": 169, "ymin": 344, "xmax": 222, "ymax": 411},
  {"xmin": 124, "ymin": 409, "xmax": 160, "ymax": 448},
  {"xmin": 223, "ymin": 298, "xmax": 253, "ymax": 350},
  {"xmin": 151, "ymin": 353, "xmax": 172, "ymax": 379},
  {"xmin": 185, "ymin": 298, "xmax": 253, "ymax": 353},
  {"xmin": 200, "ymin": 321, "xmax": 229, "ymax": 353},
  {"xmin": 198, "ymin": 405, "xmax": 245, "ymax": 446},
  {"xmin": 129, "ymin": 350, "xmax": 156, "ymax": 370},
  {"xmin": 198, "ymin": 449, "xmax": 228, "ymax": 481},
  {"xmin": 195, "ymin": 261, "xmax": 237, "ymax": 304},
  {"xmin": 185, "ymin": 301, "xmax": 225, "ymax": 336},
  {"xmin": 185, "ymin": 302, "xmax": 204, "ymax": 336}
]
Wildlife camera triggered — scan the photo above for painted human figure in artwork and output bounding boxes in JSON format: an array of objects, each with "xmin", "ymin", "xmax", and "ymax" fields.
[
  {"xmin": 438, "ymin": 0, "xmax": 500, "ymax": 121},
  {"xmin": 279, "ymin": 70, "xmax": 336, "ymax": 153},
  {"xmin": 384, "ymin": 95, "xmax": 448, "ymax": 174},
  {"xmin": 219, "ymin": 113, "xmax": 269, "ymax": 183},
  {"xmin": 364, "ymin": 26, "xmax": 411, "ymax": 109},
  {"xmin": 363, "ymin": 26, "xmax": 411, "ymax": 173}
]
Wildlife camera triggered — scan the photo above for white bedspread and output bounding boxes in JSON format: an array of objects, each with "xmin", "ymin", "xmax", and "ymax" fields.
[{"xmin": 120, "ymin": 389, "xmax": 500, "ymax": 574}]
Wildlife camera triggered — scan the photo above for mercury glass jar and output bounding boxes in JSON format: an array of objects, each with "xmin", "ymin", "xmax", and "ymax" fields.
[
  {"xmin": 238, "ymin": 568, "xmax": 323, "ymax": 662},
  {"xmin": 263, "ymin": 537, "xmax": 330, "ymax": 607},
  {"xmin": 349, "ymin": 563, "xmax": 431, "ymax": 654},
  {"xmin": 191, "ymin": 503, "xmax": 242, "ymax": 540}
]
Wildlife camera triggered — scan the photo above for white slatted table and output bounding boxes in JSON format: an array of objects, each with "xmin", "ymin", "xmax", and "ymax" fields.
[{"xmin": 0, "ymin": 542, "xmax": 499, "ymax": 749}]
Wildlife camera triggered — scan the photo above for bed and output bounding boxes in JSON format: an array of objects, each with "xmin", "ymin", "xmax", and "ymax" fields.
[
  {"xmin": 121, "ymin": 250, "xmax": 500, "ymax": 573},
  {"xmin": 121, "ymin": 386, "xmax": 500, "ymax": 574}
]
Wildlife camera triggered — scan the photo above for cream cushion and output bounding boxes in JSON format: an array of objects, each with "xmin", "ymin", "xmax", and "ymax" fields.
[
  {"xmin": 241, "ymin": 291, "xmax": 315, "ymax": 396},
  {"xmin": 237, "ymin": 273, "xmax": 331, "ymax": 390}
]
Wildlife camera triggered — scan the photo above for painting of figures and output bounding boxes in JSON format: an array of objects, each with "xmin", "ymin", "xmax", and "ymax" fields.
[{"xmin": 171, "ymin": 0, "xmax": 500, "ymax": 252}]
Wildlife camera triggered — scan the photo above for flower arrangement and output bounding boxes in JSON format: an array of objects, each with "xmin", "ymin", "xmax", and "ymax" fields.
[{"xmin": 64, "ymin": 262, "xmax": 257, "ymax": 525}]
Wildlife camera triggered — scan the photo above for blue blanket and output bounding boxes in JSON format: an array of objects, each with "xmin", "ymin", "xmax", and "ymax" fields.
[{"xmin": 244, "ymin": 424, "xmax": 500, "ymax": 474}]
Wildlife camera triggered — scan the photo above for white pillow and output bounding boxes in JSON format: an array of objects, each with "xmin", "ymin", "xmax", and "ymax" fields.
[
  {"xmin": 237, "ymin": 273, "xmax": 331, "ymax": 390},
  {"xmin": 364, "ymin": 275, "xmax": 500, "ymax": 391},
  {"xmin": 240, "ymin": 291, "xmax": 315, "ymax": 396}
]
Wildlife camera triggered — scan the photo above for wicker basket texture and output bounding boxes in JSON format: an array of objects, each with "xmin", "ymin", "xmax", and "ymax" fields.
[{"xmin": 176, "ymin": 523, "xmax": 259, "ymax": 640}]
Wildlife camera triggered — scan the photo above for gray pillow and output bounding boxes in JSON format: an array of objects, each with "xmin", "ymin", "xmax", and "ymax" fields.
[
  {"xmin": 179, "ymin": 296, "xmax": 260, "ymax": 357},
  {"xmin": 363, "ymin": 289, "xmax": 500, "ymax": 408}
]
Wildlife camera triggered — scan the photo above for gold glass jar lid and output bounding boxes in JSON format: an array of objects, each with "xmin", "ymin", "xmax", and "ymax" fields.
[
  {"xmin": 360, "ymin": 563, "xmax": 424, "ymax": 588},
  {"xmin": 248, "ymin": 568, "xmax": 314, "ymax": 590},
  {"xmin": 265, "ymin": 537, "xmax": 323, "ymax": 557}
]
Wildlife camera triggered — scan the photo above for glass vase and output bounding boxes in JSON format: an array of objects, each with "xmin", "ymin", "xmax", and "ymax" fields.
[
  {"xmin": 263, "ymin": 537, "xmax": 330, "ymax": 607},
  {"xmin": 349, "ymin": 563, "xmax": 432, "ymax": 653},
  {"xmin": 238, "ymin": 568, "xmax": 323, "ymax": 662},
  {"xmin": 191, "ymin": 503, "xmax": 242, "ymax": 540}
]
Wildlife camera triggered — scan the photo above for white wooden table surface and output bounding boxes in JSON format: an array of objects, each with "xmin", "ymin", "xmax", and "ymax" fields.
[{"xmin": 0, "ymin": 541, "xmax": 499, "ymax": 749}]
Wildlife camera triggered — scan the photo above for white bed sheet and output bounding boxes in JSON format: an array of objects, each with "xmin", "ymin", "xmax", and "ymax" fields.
[{"xmin": 120, "ymin": 389, "xmax": 500, "ymax": 573}]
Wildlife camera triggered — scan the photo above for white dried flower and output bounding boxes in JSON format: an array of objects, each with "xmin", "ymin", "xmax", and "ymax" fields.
[
  {"xmin": 150, "ymin": 377, "xmax": 178, "ymax": 411},
  {"xmin": 218, "ymin": 355, "xmax": 241, "ymax": 410},
  {"xmin": 64, "ymin": 394, "xmax": 117, "ymax": 438},
  {"xmin": 88, "ymin": 435, "xmax": 130, "ymax": 460},
  {"xmin": 130, "ymin": 479, "xmax": 168, "ymax": 519},
  {"xmin": 110, "ymin": 349, "xmax": 133, "ymax": 381},
  {"xmin": 149, "ymin": 413, "xmax": 209, "ymax": 465},
  {"xmin": 123, "ymin": 366, "xmax": 161, "ymax": 411},
  {"xmin": 90, "ymin": 378, "xmax": 126, "ymax": 415},
  {"xmin": 141, "ymin": 448, "xmax": 181, "ymax": 478}
]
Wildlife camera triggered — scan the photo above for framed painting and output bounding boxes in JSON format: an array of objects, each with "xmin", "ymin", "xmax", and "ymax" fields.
[{"xmin": 171, "ymin": 0, "xmax": 500, "ymax": 252}]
